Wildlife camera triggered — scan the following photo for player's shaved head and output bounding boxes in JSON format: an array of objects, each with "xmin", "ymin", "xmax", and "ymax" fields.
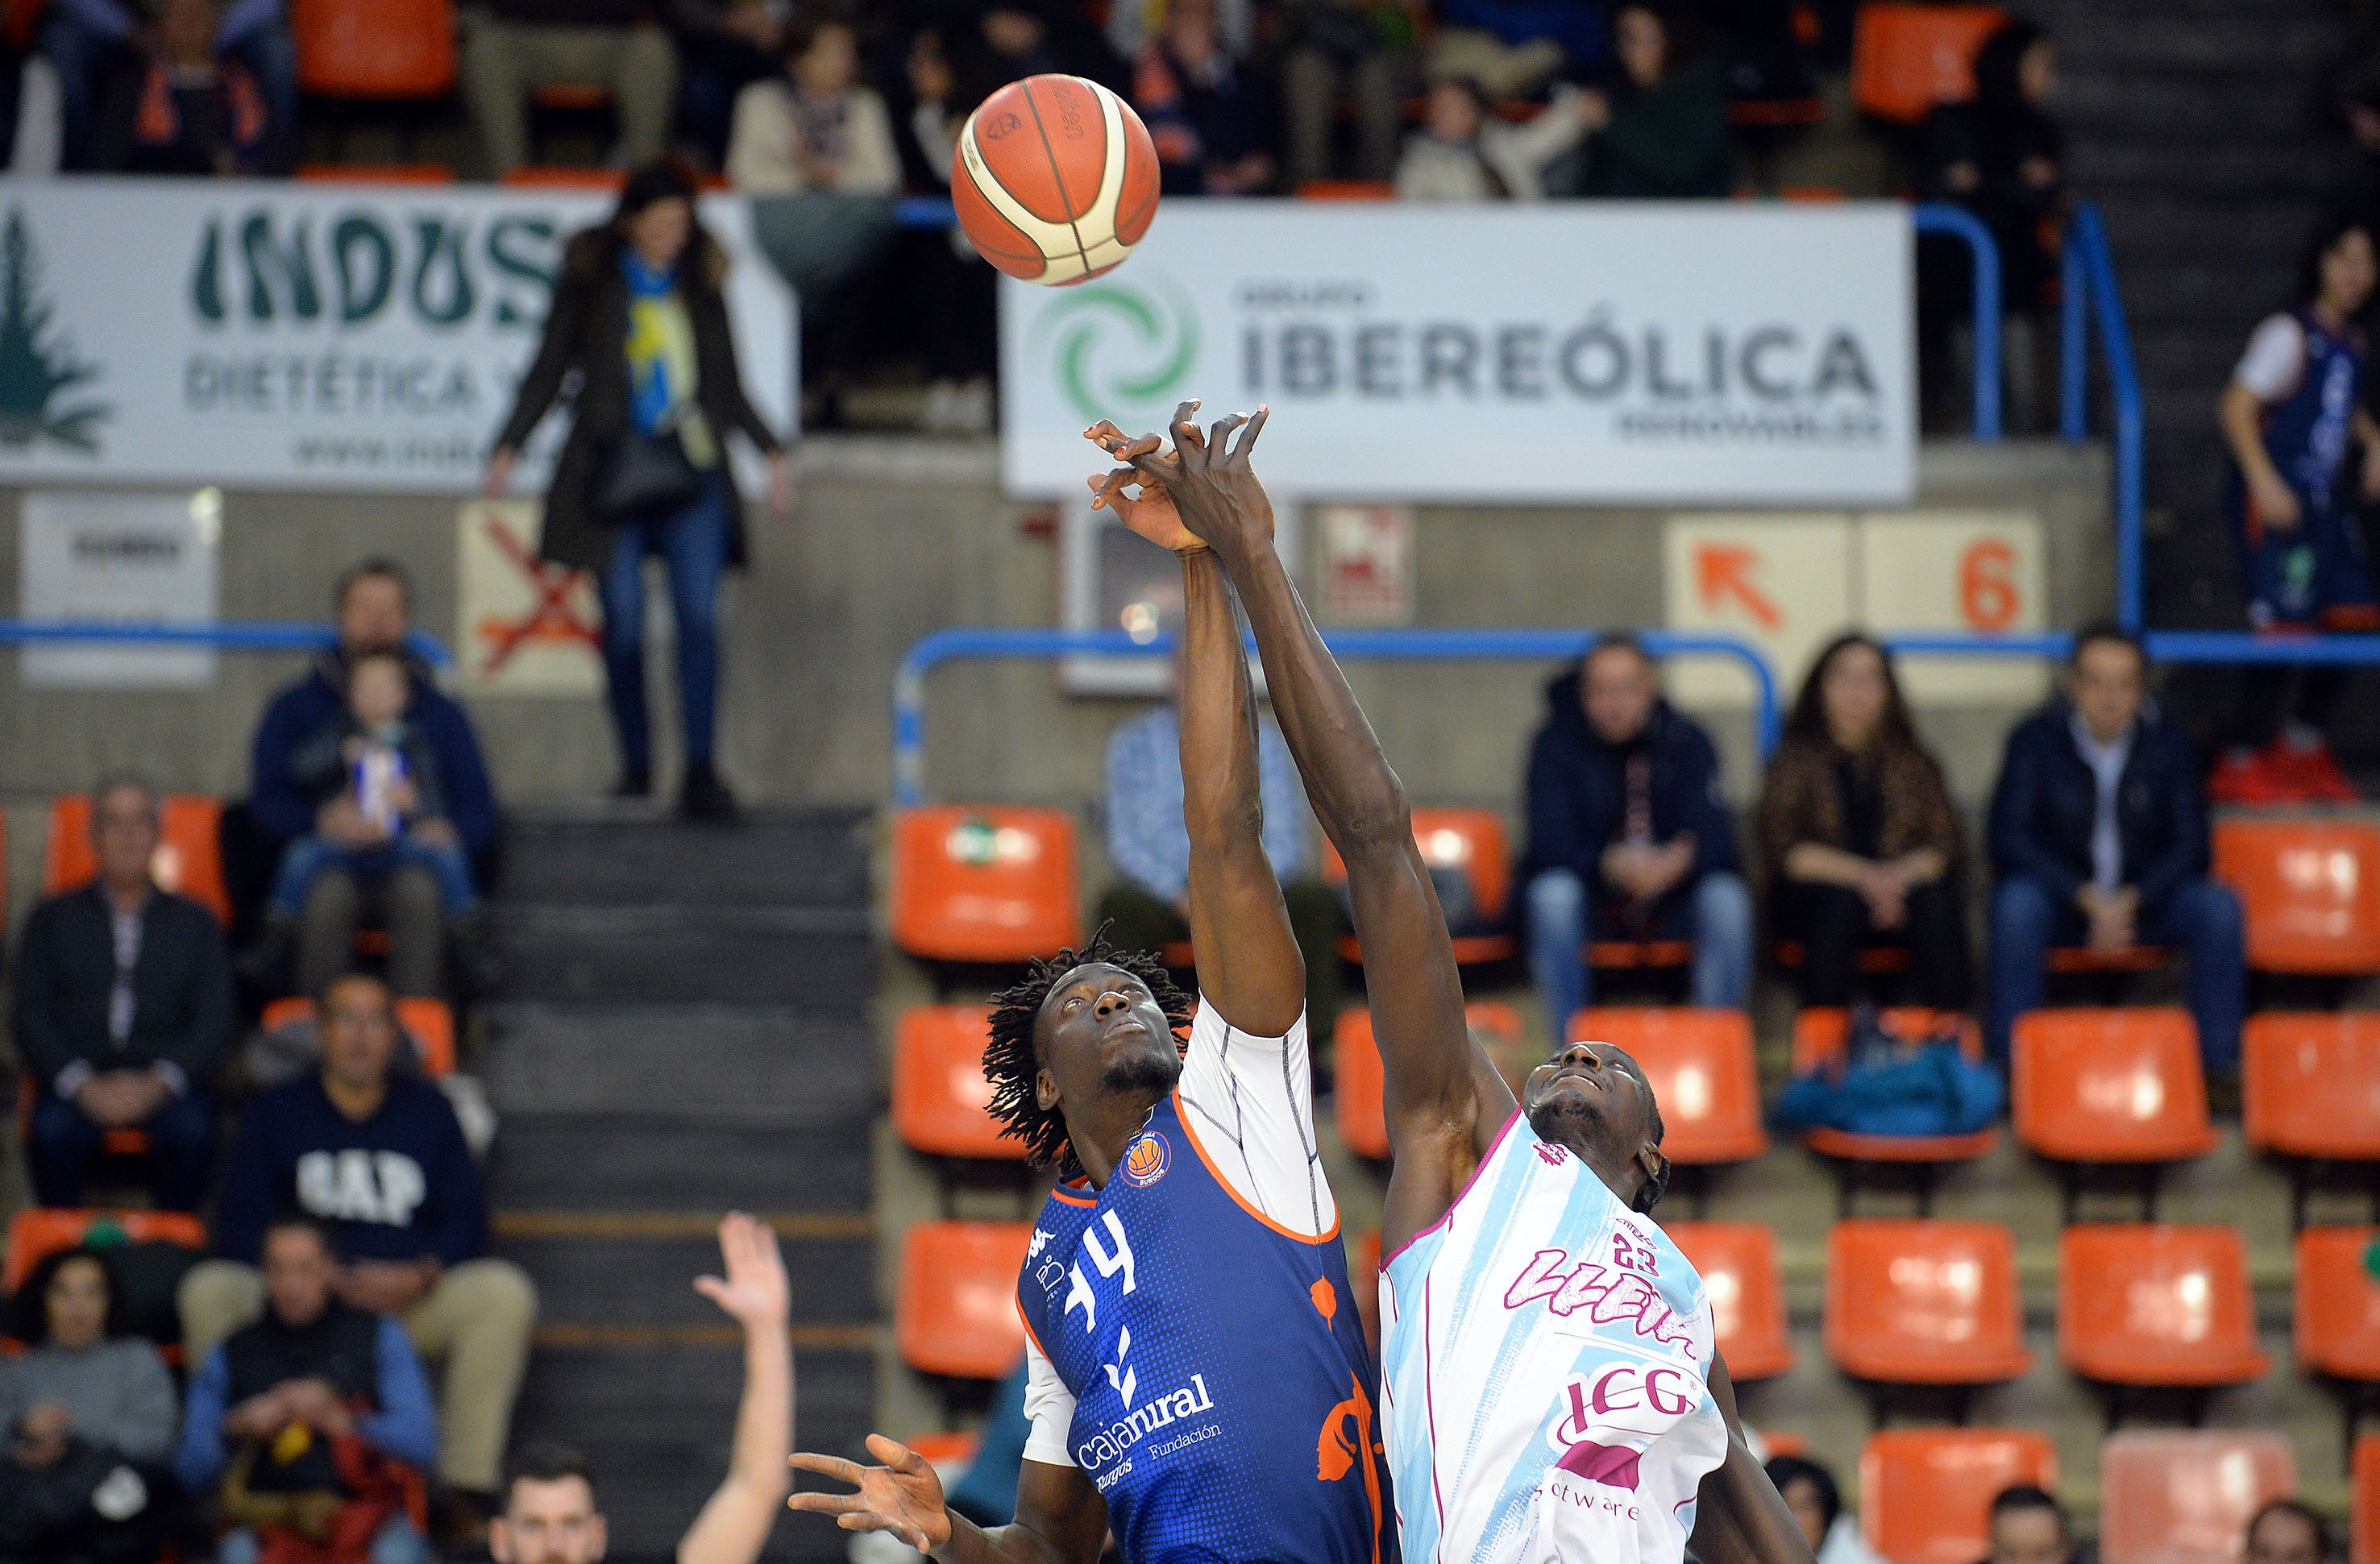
[{"xmin": 1522, "ymin": 1041, "xmax": 1670, "ymax": 1213}]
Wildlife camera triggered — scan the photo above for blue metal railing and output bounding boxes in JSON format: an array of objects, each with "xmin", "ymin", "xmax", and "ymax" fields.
[
  {"xmin": 0, "ymin": 620, "xmax": 455, "ymax": 667},
  {"xmin": 893, "ymin": 626, "xmax": 1780, "ymax": 807},
  {"xmin": 1913, "ymin": 203, "xmax": 2003, "ymax": 442},
  {"xmin": 2058, "ymin": 201, "xmax": 2146, "ymax": 632}
]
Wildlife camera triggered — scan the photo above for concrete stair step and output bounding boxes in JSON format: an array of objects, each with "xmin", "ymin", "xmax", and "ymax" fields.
[
  {"xmin": 484, "ymin": 906, "xmax": 874, "ymax": 1006},
  {"xmin": 489, "ymin": 1117, "xmax": 877, "ymax": 1210},
  {"xmin": 482, "ymin": 1003, "xmax": 879, "ymax": 1122},
  {"xmin": 496, "ymin": 807, "xmax": 872, "ymax": 909},
  {"xmin": 498, "ymin": 1231, "xmax": 874, "ymax": 1327}
]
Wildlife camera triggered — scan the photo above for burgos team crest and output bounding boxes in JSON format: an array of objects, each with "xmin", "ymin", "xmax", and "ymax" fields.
[{"xmin": 1120, "ymin": 1130, "xmax": 1170, "ymax": 1188}]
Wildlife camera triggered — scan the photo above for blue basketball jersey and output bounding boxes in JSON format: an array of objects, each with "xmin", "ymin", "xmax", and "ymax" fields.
[
  {"xmin": 1016, "ymin": 1091, "xmax": 1393, "ymax": 1564},
  {"xmin": 2256, "ymin": 307, "xmax": 2364, "ymax": 506}
]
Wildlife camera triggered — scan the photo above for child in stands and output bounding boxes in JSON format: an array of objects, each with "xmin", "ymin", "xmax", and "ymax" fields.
[
  {"xmin": 2212, "ymin": 214, "xmax": 2380, "ymax": 803},
  {"xmin": 264, "ymin": 651, "xmax": 479, "ymax": 940}
]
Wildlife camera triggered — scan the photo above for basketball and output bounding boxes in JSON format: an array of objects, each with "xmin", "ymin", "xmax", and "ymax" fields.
[{"xmin": 950, "ymin": 73, "xmax": 1161, "ymax": 287}]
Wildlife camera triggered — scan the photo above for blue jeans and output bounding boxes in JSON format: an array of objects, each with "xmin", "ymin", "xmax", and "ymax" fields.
[
  {"xmin": 1526, "ymin": 867, "xmax": 1754, "ymax": 1035},
  {"xmin": 28, "ymin": 1086, "xmax": 214, "ymax": 1210},
  {"xmin": 1987, "ymin": 874, "xmax": 2246, "ymax": 1072},
  {"xmin": 269, "ymin": 833, "xmax": 477, "ymax": 917},
  {"xmin": 600, "ymin": 472, "xmax": 730, "ymax": 775},
  {"xmin": 218, "ymin": 1516, "xmax": 427, "ymax": 1564}
]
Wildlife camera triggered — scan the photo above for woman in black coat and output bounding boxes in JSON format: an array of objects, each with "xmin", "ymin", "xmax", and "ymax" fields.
[{"xmin": 485, "ymin": 161, "xmax": 791, "ymax": 820}]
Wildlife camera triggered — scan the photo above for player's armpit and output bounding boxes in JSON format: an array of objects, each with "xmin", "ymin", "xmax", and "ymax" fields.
[{"xmin": 1003, "ymin": 1459, "xmax": 1109, "ymax": 1564}]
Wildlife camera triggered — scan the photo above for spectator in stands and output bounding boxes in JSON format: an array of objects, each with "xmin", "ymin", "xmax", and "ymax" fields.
[
  {"xmin": 2211, "ymin": 214, "xmax": 2380, "ymax": 805},
  {"xmin": 1280, "ymin": 0, "xmax": 1415, "ymax": 188},
  {"xmin": 40, "ymin": 0, "xmax": 289, "ymax": 169},
  {"xmin": 88, "ymin": 0, "xmax": 280, "ymax": 175},
  {"xmin": 727, "ymin": 15, "xmax": 900, "ymax": 429},
  {"xmin": 249, "ymin": 561, "xmax": 496, "ymax": 1001},
  {"xmin": 1556, "ymin": 3, "xmax": 1731, "ymax": 198},
  {"xmin": 264, "ymin": 651, "xmax": 480, "ymax": 977},
  {"xmin": 1098, "ymin": 659, "xmax": 1341, "ymax": 1037},
  {"xmin": 675, "ymin": 0, "xmax": 782, "ymax": 171},
  {"xmin": 180, "ymin": 973, "xmax": 536, "ymax": 1549},
  {"xmin": 175, "ymin": 1215, "xmax": 437, "ymax": 1564},
  {"xmin": 1395, "ymin": 76, "xmax": 1596, "ymax": 201},
  {"xmin": 2243, "ymin": 1500, "xmax": 2329, "ymax": 1564},
  {"xmin": 1759, "ymin": 633, "xmax": 1970, "ymax": 1011},
  {"xmin": 1916, "ymin": 19, "xmax": 2064, "ymax": 433},
  {"xmin": 1133, "ymin": 0, "xmax": 1277, "ymax": 196},
  {"xmin": 1764, "ymin": 1453, "xmax": 1885, "ymax": 1564},
  {"xmin": 487, "ymin": 162, "xmax": 792, "ymax": 823},
  {"xmin": 460, "ymin": 0, "xmax": 677, "ymax": 179},
  {"xmin": 488, "ymin": 1216, "xmax": 791, "ymax": 1564},
  {"xmin": 903, "ymin": 24, "xmax": 998, "ymax": 434},
  {"xmin": 1104, "ymin": 0, "xmax": 1252, "ymax": 62},
  {"xmin": 1980, "ymin": 1487, "xmax": 2070, "ymax": 1564},
  {"xmin": 0, "ymin": 1247, "xmax": 181, "ymax": 1564},
  {"xmin": 1427, "ymin": 0, "xmax": 1607, "ymax": 97},
  {"xmin": 1986, "ymin": 625, "xmax": 2245, "ymax": 1073},
  {"xmin": 1518, "ymin": 635, "xmax": 1753, "ymax": 1035},
  {"xmin": 14, "ymin": 774, "xmax": 232, "ymax": 1213}
]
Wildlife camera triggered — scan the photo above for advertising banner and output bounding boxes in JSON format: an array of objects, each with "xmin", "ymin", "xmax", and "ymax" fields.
[
  {"xmin": 0, "ymin": 177, "xmax": 795, "ymax": 492},
  {"xmin": 19, "ymin": 488, "xmax": 220, "ymax": 687},
  {"xmin": 1001, "ymin": 201, "xmax": 1913, "ymax": 504}
]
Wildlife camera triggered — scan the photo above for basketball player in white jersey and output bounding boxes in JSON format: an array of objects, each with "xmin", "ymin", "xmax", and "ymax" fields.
[{"xmin": 1108, "ymin": 401, "xmax": 1817, "ymax": 1564}]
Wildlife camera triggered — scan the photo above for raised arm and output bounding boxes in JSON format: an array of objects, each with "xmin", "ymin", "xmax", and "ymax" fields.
[
  {"xmin": 1088, "ymin": 423, "xmax": 1303, "ymax": 1035},
  {"xmin": 1115, "ymin": 403, "xmax": 1515, "ymax": 1251},
  {"xmin": 678, "ymin": 1214, "xmax": 794, "ymax": 1564}
]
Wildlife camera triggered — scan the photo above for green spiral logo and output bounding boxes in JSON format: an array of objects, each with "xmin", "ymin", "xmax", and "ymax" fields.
[{"xmin": 1027, "ymin": 270, "xmax": 1201, "ymax": 426}]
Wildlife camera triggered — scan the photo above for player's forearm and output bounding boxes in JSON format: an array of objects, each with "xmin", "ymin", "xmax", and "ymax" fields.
[
  {"xmin": 2219, "ymin": 384, "xmax": 2281, "ymax": 483},
  {"xmin": 1690, "ymin": 1441, "xmax": 1820, "ymax": 1564},
  {"xmin": 1206, "ymin": 534, "xmax": 1410, "ymax": 860},
  {"xmin": 1178, "ymin": 548, "xmax": 1266, "ymax": 855},
  {"xmin": 677, "ymin": 1324, "xmax": 793, "ymax": 1564},
  {"xmin": 930, "ymin": 1516, "xmax": 1074, "ymax": 1564}
]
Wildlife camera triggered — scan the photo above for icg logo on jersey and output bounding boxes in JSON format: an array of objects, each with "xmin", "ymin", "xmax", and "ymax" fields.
[{"xmin": 1119, "ymin": 1130, "xmax": 1170, "ymax": 1188}]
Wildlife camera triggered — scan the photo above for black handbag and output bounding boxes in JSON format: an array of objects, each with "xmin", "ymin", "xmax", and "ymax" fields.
[{"xmin": 596, "ymin": 428, "xmax": 704, "ymax": 518}]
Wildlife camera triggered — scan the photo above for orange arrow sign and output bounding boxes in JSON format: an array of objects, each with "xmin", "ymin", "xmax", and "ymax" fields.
[{"xmin": 1695, "ymin": 543, "xmax": 1782, "ymax": 631}]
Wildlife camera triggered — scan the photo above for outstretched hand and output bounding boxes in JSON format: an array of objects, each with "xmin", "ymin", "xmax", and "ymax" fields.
[
  {"xmin": 1104, "ymin": 400, "xmax": 1273, "ymax": 563},
  {"xmin": 694, "ymin": 1212, "xmax": 789, "ymax": 1330},
  {"xmin": 1086, "ymin": 421, "xmax": 1203, "ymax": 552},
  {"xmin": 787, "ymin": 1434, "xmax": 950, "ymax": 1552}
]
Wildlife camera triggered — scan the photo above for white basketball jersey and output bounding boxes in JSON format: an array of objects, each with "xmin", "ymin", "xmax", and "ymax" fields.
[{"xmin": 1379, "ymin": 1110, "xmax": 1730, "ymax": 1564}]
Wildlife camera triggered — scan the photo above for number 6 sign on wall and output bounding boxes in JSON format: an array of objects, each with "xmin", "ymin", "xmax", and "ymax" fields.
[{"xmin": 1862, "ymin": 512, "xmax": 2047, "ymax": 702}]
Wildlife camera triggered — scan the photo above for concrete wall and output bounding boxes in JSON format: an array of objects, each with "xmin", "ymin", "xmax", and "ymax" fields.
[{"xmin": 0, "ymin": 435, "xmax": 2111, "ymax": 919}]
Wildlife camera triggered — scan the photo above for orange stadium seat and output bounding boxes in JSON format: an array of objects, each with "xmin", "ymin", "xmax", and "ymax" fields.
[
  {"xmin": 292, "ymin": 0, "xmax": 455, "ymax": 98},
  {"xmin": 2295, "ymin": 1226, "xmax": 2380, "ymax": 1384},
  {"xmin": 296, "ymin": 163, "xmax": 456, "ymax": 183},
  {"xmin": 1665, "ymin": 1221, "xmax": 1794, "ymax": 1380},
  {"xmin": 2058, "ymin": 1224, "xmax": 2268, "ymax": 1389},
  {"xmin": 2099, "ymin": 1431, "xmax": 2297, "ymax": 1564},
  {"xmin": 891, "ymin": 806, "xmax": 1080, "ymax": 964},
  {"xmin": 259, "ymin": 995, "xmax": 457, "ymax": 1077},
  {"xmin": 2012, "ymin": 1008, "xmax": 2216, "ymax": 1165},
  {"xmin": 2245, "ymin": 1013, "xmax": 2380, "ymax": 1162},
  {"xmin": 1324, "ymin": 807, "xmax": 1515, "ymax": 964},
  {"xmin": 1567, "ymin": 1008, "xmax": 1767, "ymax": 1164},
  {"xmin": 895, "ymin": 1220, "xmax": 1033, "ymax": 1379},
  {"xmin": 2216, "ymin": 820, "xmax": 2380, "ymax": 975},
  {"xmin": 1335, "ymin": 1002, "xmax": 1525, "ymax": 1162},
  {"xmin": 2356, "ymin": 1434, "xmax": 2379, "ymax": 1564},
  {"xmin": 531, "ymin": 83, "xmax": 613, "ymax": 111},
  {"xmin": 1297, "ymin": 179, "xmax": 1396, "ymax": 200},
  {"xmin": 1790, "ymin": 1008, "xmax": 1999, "ymax": 1180},
  {"xmin": 1823, "ymin": 1218, "xmax": 2031, "ymax": 1386},
  {"xmin": 3, "ymin": 1208, "xmax": 209, "ymax": 1295},
  {"xmin": 893, "ymin": 1006, "xmax": 1022, "ymax": 1161},
  {"xmin": 44, "ymin": 793, "xmax": 232, "ymax": 924},
  {"xmin": 2045, "ymin": 944, "xmax": 2166, "ymax": 975},
  {"xmin": 1850, "ymin": 2, "xmax": 2009, "ymax": 124},
  {"xmin": 501, "ymin": 165, "xmax": 627, "ymax": 189},
  {"xmin": 1860, "ymin": 1428, "xmax": 2059, "ymax": 1564}
]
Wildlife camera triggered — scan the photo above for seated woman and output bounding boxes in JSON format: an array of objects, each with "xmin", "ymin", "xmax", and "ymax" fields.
[
  {"xmin": 1560, "ymin": 2, "xmax": 1732, "ymax": 198},
  {"xmin": 0, "ymin": 1247, "xmax": 181, "ymax": 1564},
  {"xmin": 1758, "ymin": 633, "xmax": 1971, "ymax": 1010}
]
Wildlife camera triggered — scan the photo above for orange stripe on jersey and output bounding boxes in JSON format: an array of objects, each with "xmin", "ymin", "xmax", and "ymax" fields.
[
  {"xmin": 2324, "ymin": 604, "xmax": 2380, "ymax": 629},
  {"xmin": 1172, "ymin": 1089, "xmax": 1344, "ymax": 1246},
  {"xmin": 1048, "ymin": 1180, "xmax": 1097, "ymax": 1209}
]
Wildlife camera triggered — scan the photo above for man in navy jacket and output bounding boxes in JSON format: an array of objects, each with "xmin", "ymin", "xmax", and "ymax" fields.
[
  {"xmin": 1986, "ymin": 624, "xmax": 2245, "ymax": 1072},
  {"xmin": 177, "ymin": 972, "xmax": 534, "ymax": 1541},
  {"xmin": 247, "ymin": 559, "xmax": 496, "ymax": 999},
  {"xmin": 1518, "ymin": 635, "xmax": 1752, "ymax": 1036}
]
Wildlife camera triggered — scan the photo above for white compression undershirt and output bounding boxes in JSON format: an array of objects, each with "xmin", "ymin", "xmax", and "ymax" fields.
[{"xmin": 1020, "ymin": 1002, "xmax": 1331, "ymax": 1467}]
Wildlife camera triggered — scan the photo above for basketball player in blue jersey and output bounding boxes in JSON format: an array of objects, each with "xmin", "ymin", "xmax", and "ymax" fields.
[
  {"xmin": 787, "ymin": 410, "xmax": 1390, "ymax": 1564},
  {"xmin": 1107, "ymin": 401, "xmax": 1816, "ymax": 1564}
]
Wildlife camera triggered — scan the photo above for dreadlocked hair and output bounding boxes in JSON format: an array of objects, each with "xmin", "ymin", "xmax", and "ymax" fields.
[{"xmin": 982, "ymin": 931, "xmax": 1195, "ymax": 1172}]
